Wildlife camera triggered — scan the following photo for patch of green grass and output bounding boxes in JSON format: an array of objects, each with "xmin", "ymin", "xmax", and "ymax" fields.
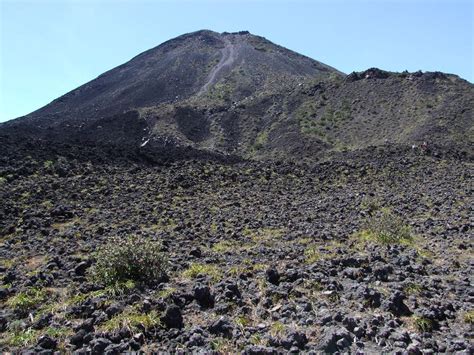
[
  {"xmin": 304, "ymin": 246, "xmax": 323, "ymax": 264},
  {"xmin": 157, "ymin": 287, "xmax": 176, "ymax": 299},
  {"xmin": 43, "ymin": 326, "xmax": 71, "ymax": 339},
  {"xmin": 250, "ymin": 333, "xmax": 265, "ymax": 345},
  {"xmin": 304, "ymin": 240, "xmax": 342, "ymax": 264},
  {"xmin": 210, "ymin": 222, "xmax": 218, "ymax": 233},
  {"xmin": 235, "ymin": 315, "xmax": 251, "ymax": 329},
  {"xmin": 0, "ymin": 322, "xmax": 70, "ymax": 349},
  {"xmin": 356, "ymin": 209, "xmax": 414, "ymax": 245},
  {"xmin": 270, "ymin": 321, "xmax": 285, "ymax": 337},
  {"xmin": 212, "ymin": 240, "xmax": 240, "ymax": 253},
  {"xmin": 182, "ymin": 263, "xmax": 222, "ymax": 282},
  {"xmin": 43, "ymin": 160, "xmax": 54, "ymax": 169},
  {"xmin": 104, "ymin": 280, "xmax": 136, "ymax": 297},
  {"xmin": 253, "ymin": 131, "xmax": 268, "ymax": 150},
  {"xmin": 100, "ymin": 308, "xmax": 161, "ymax": 334},
  {"xmin": 413, "ymin": 316, "xmax": 434, "ymax": 332},
  {"xmin": 51, "ymin": 218, "xmax": 80, "ymax": 234},
  {"xmin": 227, "ymin": 265, "xmax": 246, "ymax": 276},
  {"xmin": 360, "ymin": 197, "xmax": 382, "ymax": 216},
  {"xmin": 404, "ymin": 283, "xmax": 423, "ymax": 295},
  {"xmin": 298, "ymin": 237, "xmax": 313, "ymax": 245},
  {"xmin": 210, "ymin": 338, "xmax": 235, "ymax": 352},
  {"xmin": 463, "ymin": 310, "xmax": 474, "ymax": 324},
  {"xmin": 243, "ymin": 227, "xmax": 286, "ymax": 246},
  {"xmin": 41, "ymin": 200, "xmax": 54, "ymax": 209},
  {"xmin": 0, "ymin": 257, "xmax": 16, "ymax": 268},
  {"xmin": 6, "ymin": 288, "xmax": 49, "ymax": 313},
  {"xmin": 2, "ymin": 327, "xmax": 38, "ymax": 347}
]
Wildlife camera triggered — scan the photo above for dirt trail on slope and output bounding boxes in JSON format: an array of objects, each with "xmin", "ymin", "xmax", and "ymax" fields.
[{"xmin": 199, "ymin": 38, "xmax": 236, "ymax": 95}]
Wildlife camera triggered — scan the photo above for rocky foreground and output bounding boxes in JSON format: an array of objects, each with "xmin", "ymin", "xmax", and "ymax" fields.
[{"xmin": 0, "ymin": 145, "xmax": 472, "ymax": 354}]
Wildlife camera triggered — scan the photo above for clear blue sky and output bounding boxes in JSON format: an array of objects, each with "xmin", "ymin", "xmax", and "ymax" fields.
[{"xmin": 1, "ymin": 0, "xmax": 472, "ymax": 122}]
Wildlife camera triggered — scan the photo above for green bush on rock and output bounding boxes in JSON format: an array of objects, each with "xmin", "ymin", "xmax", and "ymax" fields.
[
  {"xmin": 358, "ymin": 208, "xmax": 414, "ymax": 245},
  {"xmin": 91, "ymin": 236, "xmax": 167, "ymax": 287}
]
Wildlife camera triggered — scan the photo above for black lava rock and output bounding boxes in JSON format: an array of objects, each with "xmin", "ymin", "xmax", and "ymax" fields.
[
  {"xmin": 382, "ymin": 291, "xmax": 412, "ymax": 316},
  {"xmin": 316, "ymin": 326, "xmax": 353, "ymax": 353},
  {"xmin": 208, "ymin": 316, "xmax": 233, "ymax": 337},
  {"xmin": 90, "ymin": 337, "xmax": 111, "ymax": 354},
  {"xmin": 266, "ymin": 267, "xmax": 280, "ymax": 285},
  {"xmin": 162, "ymin": 304, "xmax": 183, "ymax": 329},
  {"xmin": 194, "ymin": 284, "xmax": 214, "ymax": 308},
  {"xmin": 37, "ymin": 335, "xmax": 57, "ymax": 350}
]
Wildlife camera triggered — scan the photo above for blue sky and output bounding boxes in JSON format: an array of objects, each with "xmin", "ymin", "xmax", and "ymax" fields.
[{"xmin": 0, "ymin": 0, "xmax": 472, "ymax": 122}]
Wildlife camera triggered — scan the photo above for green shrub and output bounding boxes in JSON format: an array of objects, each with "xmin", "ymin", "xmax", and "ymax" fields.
[
  {"xmin": 43, "ymin": 160, "xmax": 54, "ymax": 169},
  {"xmin": 404, "ymin": 283, "xmax": 423, "ymax": 295},
  {"xmin": 361, "ymin": 209, "xmax": 413, "ymax": 245},
  {"xmin": 413, "ymin": 316, "xmax": 434, "ymax": 332},
  {"xmin": 464, "ymin": 310, "xmax": 474, "ymax": 324},
  {"xmin": 92, "ymin": 236, "xmax": 167, "ymax": 287}
]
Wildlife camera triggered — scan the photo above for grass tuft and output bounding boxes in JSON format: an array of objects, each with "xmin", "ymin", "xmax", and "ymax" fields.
[
  {"xmin": 463, "ymin": 310, "xmax": 474, "ymax": 324},
  {"xmin": 413, "ymin": 316, "xmax": 434, "ymax": 332},
  {"xmin": 100, "ymin": 308, "xmax": 161, "ymax": 334},
  {"xmin": 182, "ymin": 263, "xmax": 222, "ymax": 282},
  {"xmin": 6, "ymin": 288, "xmax": 49, "ymax": 313},
  {"xmin": 356, "ymin": 209, "xmax": 414, "ymax": 245}
]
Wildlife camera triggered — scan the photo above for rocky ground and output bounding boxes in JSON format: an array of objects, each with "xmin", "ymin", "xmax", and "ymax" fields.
[{"xmin": 0, "ymin": 145, "xmax": 472, "ymax": 354}]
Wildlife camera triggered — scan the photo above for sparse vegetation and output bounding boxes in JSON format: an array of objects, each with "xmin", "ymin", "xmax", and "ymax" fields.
[
  {"xmin": 157, "ymin": 287, "xmax": 176, "ymax": 299},
  {"xmin": 210, "ymin": 338, "xmax": 235, "ymax": 352},
  {"xmin": 404, "ymin": 283, "xmax": 423, "ymax": 295},
  {"xmin": 235, "ymin": 315, "xmax": 251, "ymax": 329},
  {"xmin": 6, "ymin": 288, "xmax": 49, "ymax": 313},
  {"xmin": 253, "ymin": 131, "xmax": 268, "ymax": 150},
  {"xmin": 357, "ymin": 208, "xmax": 413, "ymax": 245},
  {"xmin": 464, "ymin": 310, "xmax": 474, "ymax": 324},
  {"xmin": 270, "ymin": 321, "xmax": 285, "ymax": 337},
  {"xmin": 413, "ymin": 316, "xmax": 434, "ymax": 333},
  {"xmin": 2, "ymin": 327, "xmax": 38, "ymax": 347},
  {"xmin": 182, "ymin": 263, "xmax": 222, "ymax": 281},
  {"xmin": 43, "ymin": 160, "xmax": 54, "ymax": 169},
  {"xmin": 100, "ymin": 308, "xmax": 161, "ymax": 334},
  {"xmin": 212, "ymin": 240, "xmax": 240, "ymax": 253},
  {"xmin": 91, "ymin": 236, "xmax": 167, "ymax": 287},
  {"xmin": 305, "ymin": 246, "xmax": 323, "ymax": 263}
]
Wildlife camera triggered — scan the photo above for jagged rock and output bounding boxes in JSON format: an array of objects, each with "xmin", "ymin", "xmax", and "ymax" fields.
[
  {"xmin": 208, "ymin": 316, "xmax": 233, "ymax": 337},
  {"xmin": 194, "ymin": 284, "xmax": 214, "ymax": 308},
  {"xmin": 315, "ymin": 326, "xmax": 353, "ymax": 353},
  {"xmin": 162, "ymin": 305, "xmax": 183, "ymax": 329},
  {"xmin": 382, "ymin": 291, "xmax": 412, "ymax": 316}
]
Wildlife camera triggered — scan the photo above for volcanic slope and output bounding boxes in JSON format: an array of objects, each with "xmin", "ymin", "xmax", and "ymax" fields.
[{"xmin": 2, "ymin": 30, "xmax": 472, "ymax": 161}]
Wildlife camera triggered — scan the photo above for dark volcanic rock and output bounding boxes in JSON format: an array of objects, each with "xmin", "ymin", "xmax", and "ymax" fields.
[
  {"xmin": 382, "ymin": 291, "xmax": 412, "ymax": 316},
  {"xmin": 316, "ymin": 326, "xmax": 353, "ymax": 353},
  {"xmin": 162, "ymin": 305, "xmax": 183, "ymax": 329},
  {"xmin": 194, "ymin": 284, "xmax": 214, "ymax": 308},
  {"xmin": 208, "ymin": 317, "xmax": 233, "ymax": 337}
]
